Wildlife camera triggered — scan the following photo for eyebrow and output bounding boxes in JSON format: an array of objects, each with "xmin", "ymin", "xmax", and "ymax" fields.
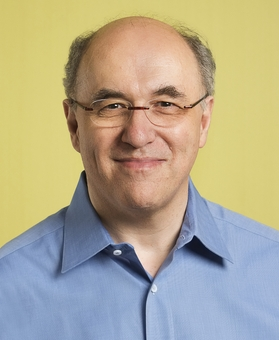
[
  {"xmin": 92, "ymin": 89, "xmax": 126, "ymax": 101},
  {"xmin": 153, "ymin": 86, "xmax": 186, "ymax": 99},
  {"xmin": 91, "ymin": 85, "xmax": 186, "ymax": 102}
]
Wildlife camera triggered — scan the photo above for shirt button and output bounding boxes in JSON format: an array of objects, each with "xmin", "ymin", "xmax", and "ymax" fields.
[
  {"xmin": 151, "ymin": 284, "xmax": 158, "ymax": 294},
  {"xmin": 113, "ymin": 249, "xmax": 122, "ymax": 256}
]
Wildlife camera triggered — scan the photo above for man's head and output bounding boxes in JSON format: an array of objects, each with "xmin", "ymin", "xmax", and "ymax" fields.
[
  {"xmin": 62, "ymin": 17, "xmax": 215, "ymax": 218},
  {"xmin": 63, "ymin": 17, "xmax": 216, "ymax": 100}
]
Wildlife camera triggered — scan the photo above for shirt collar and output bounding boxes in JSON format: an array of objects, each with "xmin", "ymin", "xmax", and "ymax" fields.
[
  {"xmin": 62, "ymin": 173, "xmax": 233, "ymax": 273},
  {"xmin": 61, "ymin": 172, "xmax": 113, "ymax": 273},
  {"xmin": 182, "ymin": 179, "xmax": 233, "ymax": 263}
]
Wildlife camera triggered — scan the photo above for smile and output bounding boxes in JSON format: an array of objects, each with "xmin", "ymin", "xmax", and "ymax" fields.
[{"xmin": 115, "ymin": 157, "xmax": 166, "ymax": 170}]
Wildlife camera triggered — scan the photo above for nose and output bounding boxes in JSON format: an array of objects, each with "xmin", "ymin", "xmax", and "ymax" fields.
[{"xmin": 121, "ymin": 108, "xmax": 156, "ymax": 148}]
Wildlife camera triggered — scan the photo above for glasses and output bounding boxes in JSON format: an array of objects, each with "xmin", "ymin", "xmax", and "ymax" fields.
[{"xmin": 69, "ymin": 93, "xmax": 208, "ymax": 127}]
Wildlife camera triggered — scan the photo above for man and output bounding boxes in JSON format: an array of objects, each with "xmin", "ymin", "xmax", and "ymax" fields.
[{"xmin": 0, "ymin": 16, "xmax": 278, "ymax": 339}]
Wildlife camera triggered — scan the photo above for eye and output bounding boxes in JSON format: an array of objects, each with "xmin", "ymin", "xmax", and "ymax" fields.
[
  {"xmin": 99, "ymin": 101, "xmax": 128, "ymax": 111},
  {"xmin": 155, "ymin": 101, "xmax": 176, "ymax": 108},
  {"xmin": 153, "ymin": 101, "xmax": 181, "ymax": 111},
  {"xmin": 105, "ymin": 103, "xmax": 126, "ymax": 110},
  {"xmin": 94, "ymin": 100, "xmax": 129, "ymax": 117},
  {"xmin": 151, "ymin": 100, "xmax": 183, "ymax": 115}
]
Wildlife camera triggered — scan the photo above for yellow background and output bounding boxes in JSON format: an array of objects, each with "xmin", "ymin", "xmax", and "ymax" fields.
[{"xmin": 1, "ymin": 0, "xmax": 279, "ymax": 246}]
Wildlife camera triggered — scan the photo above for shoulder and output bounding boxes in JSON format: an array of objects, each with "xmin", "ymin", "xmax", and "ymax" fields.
[
  {"xmin": 0, "ymin": 207, "xmax": 67, "ymax": 260},
  {"xmin": 205, "ymin": 200, "xmax": 279, "ymax": 244}
]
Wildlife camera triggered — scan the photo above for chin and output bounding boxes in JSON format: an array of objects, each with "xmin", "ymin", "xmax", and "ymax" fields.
[{"xmin": 120, "ymin": 190, "xmax": 168, "ymax": 213}]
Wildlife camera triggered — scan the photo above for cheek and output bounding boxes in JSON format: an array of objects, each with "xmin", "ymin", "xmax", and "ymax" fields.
[
  {"xmin": 75, "ymin": 123, "xmax": 98, "ymax": 167},
  {"xmin": 169, "ymin": 120, "xmax": 201, "ymax": 154},
  {"xmin": 78, "ymin": 126, "xmax": 118, "ymax": 172},
  {"xmin": 165, "ymin": 121, "xmax": 202, "ymax": 178}
]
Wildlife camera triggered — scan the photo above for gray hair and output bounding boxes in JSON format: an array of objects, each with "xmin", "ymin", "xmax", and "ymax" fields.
[
  {"xmin": 175, "ymin": 26, "xmax": 216, "ymax": 96},
  {"xmin": 63, "ymin": 23, "xmax": 216, "ymax": 99},
  {"xmin": 63, "ymin": 31, "xmax": 96, "ymax": 99}
]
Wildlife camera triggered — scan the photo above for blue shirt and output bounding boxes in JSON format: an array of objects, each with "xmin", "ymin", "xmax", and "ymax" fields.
[{"xmin": 1, "ymin": 172, "xmax": 279, "ymax": 339}]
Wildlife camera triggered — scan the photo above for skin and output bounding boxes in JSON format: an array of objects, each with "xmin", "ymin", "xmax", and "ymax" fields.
[{"xmin": 63, "ymin": 17, "xmax": 214, "ymax": 276}]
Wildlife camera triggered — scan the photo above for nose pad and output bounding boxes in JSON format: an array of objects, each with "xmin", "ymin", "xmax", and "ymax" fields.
[
  {"xmin": 127, "ymin": 106, "xmax": 153, "ymax": 125},
  {"xmin": 121, "ymin": 106, "xmax": 156, "ymax": 147},
  {"xmin": 128, "ymin": 106, "xmax": 149, "ymax": 111}
]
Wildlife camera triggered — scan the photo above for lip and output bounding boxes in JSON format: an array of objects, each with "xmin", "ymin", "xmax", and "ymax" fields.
[{"xmin": 114, "ymin": 157, "xmax": 166, "ymax": 170}]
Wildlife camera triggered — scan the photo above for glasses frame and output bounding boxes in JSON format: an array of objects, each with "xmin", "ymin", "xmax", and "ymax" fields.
[{"xmin": 69, "ymin": 93, "xmax": 209, "ymax": 113}]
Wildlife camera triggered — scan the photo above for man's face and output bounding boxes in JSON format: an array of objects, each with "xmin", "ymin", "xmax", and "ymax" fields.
[{"xmin": 64, "ymin": 18, "xmax": 213, "ymax": 217}]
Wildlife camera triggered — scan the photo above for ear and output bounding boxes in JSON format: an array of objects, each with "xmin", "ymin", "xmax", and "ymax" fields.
[
  {"xmin": 199, "ymin": 96, "xmax": 214, "ymax": 148},
  {"xmin": 63, "ymin": 99, "xmax": 81, "ymax": 153}
]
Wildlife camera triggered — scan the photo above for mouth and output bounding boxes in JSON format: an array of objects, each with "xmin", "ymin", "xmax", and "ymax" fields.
[{"xmin": 114, "ymin": 157, "xmax": 166, "ymax": 170}]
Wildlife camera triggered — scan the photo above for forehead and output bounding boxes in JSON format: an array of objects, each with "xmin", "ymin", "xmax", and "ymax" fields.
[{"xmin": 76, "ymin": 18, "xmax": 202, "ymax": 99}]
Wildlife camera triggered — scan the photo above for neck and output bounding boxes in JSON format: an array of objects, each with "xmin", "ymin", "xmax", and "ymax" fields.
[{"xmin": 93, "ymin": 192, "xmax": 188, "ymax": 277}]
